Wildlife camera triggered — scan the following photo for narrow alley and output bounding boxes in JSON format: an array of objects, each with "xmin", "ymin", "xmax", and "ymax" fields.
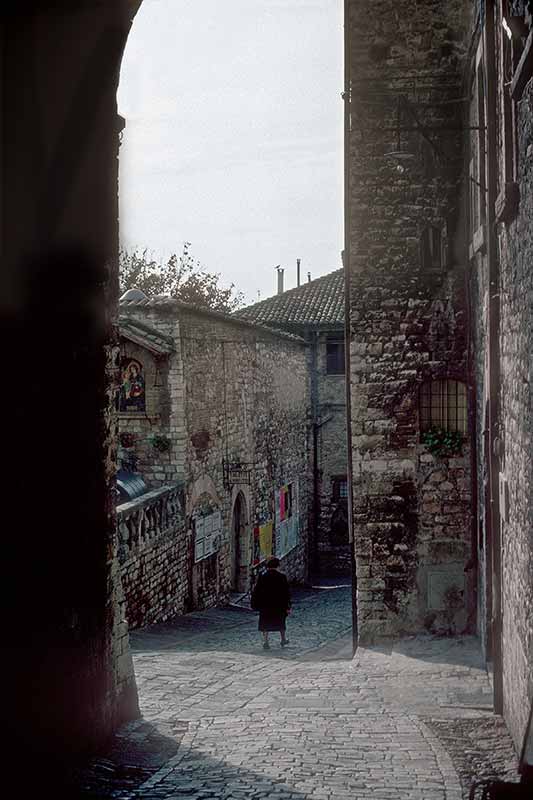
[{"xmin": 73, "ymin": 582, "xmax": 518, "ymax": 800}]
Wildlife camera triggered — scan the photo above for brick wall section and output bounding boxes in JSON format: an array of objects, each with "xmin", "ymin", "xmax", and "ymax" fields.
[
  {"xmin": 346, "ymin": 0, "xmax": 474, "ymax": 640},
  {"xmin": 496, "ymin": 77, "xmax": 533, "ymax": 750}
]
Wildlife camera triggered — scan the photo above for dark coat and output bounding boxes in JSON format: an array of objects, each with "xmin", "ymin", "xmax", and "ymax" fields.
[{"xmin": 251, "ymin": 569, "xmax": 291, "ymax": 632}]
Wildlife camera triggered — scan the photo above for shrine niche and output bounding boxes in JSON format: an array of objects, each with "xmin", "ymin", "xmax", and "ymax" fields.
[{"xmin": 119, "ymin": 357, "xmax": 146, "ymax": 412}]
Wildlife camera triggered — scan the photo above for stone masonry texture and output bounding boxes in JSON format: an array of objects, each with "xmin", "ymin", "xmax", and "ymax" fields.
[
  {"xmin": 314, "ymin": 331, "xmax": 350, "ymax": 576},
  {"xmin": 346, "ymin": 0, "xmax": 474, "ymax": 641},
  {"xmin": 491, "ymin": 3, "xmax": 533, "ymax": 752},
  {"xmin": 118, "ymin": 299, "xmax": 311, "ymax": 621}
]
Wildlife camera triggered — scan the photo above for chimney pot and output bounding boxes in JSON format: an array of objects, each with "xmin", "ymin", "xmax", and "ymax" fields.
[
  {"xmin": 297, "ymin": 258, "xmax": 301, "ymax": 287},
  {"xmin": 277, "ymin": 267, "xmax": 285, "ymax": 294},
  {"xmin": 307, "ymin": 271, "xmax": 311, "ymax": 283}
]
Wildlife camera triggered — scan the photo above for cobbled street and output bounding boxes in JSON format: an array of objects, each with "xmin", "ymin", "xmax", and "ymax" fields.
[{"xmin": 77, "ymin": 581, "xmax": 519, "ymax": 799}]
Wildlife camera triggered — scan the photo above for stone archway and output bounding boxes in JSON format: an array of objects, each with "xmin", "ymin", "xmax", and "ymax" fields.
[{"xmin": 231, "ymin": 491, "xmax": 250, "ymax": 593}]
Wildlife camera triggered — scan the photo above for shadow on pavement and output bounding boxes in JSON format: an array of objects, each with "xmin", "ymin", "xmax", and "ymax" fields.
[{"xmin": 62, "ymin": 718, "xmax": 186, "ymax": 798}]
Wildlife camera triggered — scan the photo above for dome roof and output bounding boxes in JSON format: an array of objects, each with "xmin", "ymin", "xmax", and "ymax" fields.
[{"xmin": 119, "ymin": 287, "xmax": 148, "ymax": 302}]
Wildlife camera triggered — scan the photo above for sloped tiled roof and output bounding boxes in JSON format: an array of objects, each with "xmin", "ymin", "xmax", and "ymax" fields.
[
  {"xmin": 119, "ymin": 315, "xmax": 174, "ymax": 355},
  {"xmin": 236, "ymin": 269, "xmax": 345, "ymax": 328},
  {"xmin": 119, "ymin": 296, "xmax": 306, "ymax": 344}
]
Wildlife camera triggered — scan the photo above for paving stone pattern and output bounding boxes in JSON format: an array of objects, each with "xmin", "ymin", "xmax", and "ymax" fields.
[{"xmin": 76, "ymin": 583, "xmax": 519, "ymax": 799}]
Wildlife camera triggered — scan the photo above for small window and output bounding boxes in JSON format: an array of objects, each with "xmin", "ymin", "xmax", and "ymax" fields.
[
  {"xmin": 420, "ymin": 226, "xmax": 443, "ymax": 271},
  {"xmin": 332, "ymin": 476, "xmax": 348, "ymax": 501},
  {"xmin": 420, "ymin": 379, "xmax": 467, "ymax": 434},
  {"xmin": 326, "ymin": 336, "xmax": 345, "ymax": 374}
]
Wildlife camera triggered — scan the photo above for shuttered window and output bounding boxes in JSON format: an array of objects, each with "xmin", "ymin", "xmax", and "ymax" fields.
[{"xmin": 326, "ymin": 336, "xmax": 345, "ymax": 374}]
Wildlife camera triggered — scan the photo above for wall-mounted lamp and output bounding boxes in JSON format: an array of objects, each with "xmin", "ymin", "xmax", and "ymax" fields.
[{"xmin": 384, "ymin": 96, "xmax": 416, "ymax": 169}]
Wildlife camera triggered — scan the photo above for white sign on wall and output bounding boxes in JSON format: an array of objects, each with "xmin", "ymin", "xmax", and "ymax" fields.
[{"xmin": 194, "ymin": 510, "xmax": 222, "ymax": 562}]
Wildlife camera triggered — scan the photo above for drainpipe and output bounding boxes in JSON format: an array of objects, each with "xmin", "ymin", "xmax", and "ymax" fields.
[
  {"xmin": 297, "ymin": 258, "xmax": 301, "ymax": 288},
  {"xmin": 310, "ymin": 330, "xmax": 320, "ymax": 578},
  {"xmin": 484, "ymin": 0, "xmax": 503, "ymax": 715},
  {"xmin": 344, "ymin": 0, "xmax": 358, "ymax": 651},
  {"xmin": 464, "ymin": 232, "xmax": 479, "ymax": 635}
]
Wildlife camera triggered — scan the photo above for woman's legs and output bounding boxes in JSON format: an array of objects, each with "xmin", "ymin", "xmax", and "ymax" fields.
[
  {"xmin": 280, "ymin": 624, "xmax": 288, "ymax": 646},
  {"xmin": 262, "ymin": 631, "xmax": 270, "ymax": 649}
]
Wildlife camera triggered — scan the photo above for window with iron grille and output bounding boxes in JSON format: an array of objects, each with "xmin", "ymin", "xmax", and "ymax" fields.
[
  {"xmin": 326, "ymin": 335, "xmax": 345, "ymax": 374},
  {"xmin": 420, "ymin": 380, "xmax": 467, "ymax": 434},
  {"xmin": 332, "ymin": 476, "xmax": 348, "ymax": 501}
]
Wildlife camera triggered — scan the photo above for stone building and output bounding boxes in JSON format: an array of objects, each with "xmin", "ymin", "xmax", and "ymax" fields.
[
  {"xmin": 117, "ymin": 291, "xmax": 310, "ymax": 621},
  {"xmin": 238, "ymin": 269, "xmax": 350, "ymax": 576},
  {"xmin": 345, "ymin": 0, "xmax": 533, "ymax": 752}
]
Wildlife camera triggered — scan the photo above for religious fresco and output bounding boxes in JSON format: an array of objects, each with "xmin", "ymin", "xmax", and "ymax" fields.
[{"xmin": 118, "ymin": 357, "xmax": 146, "ymax": 412}]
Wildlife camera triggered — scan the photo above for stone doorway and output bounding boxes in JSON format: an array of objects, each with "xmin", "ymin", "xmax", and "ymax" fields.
[{"xmin": 232, "ymin": 492, "xmax": 249, "ymax": 593}]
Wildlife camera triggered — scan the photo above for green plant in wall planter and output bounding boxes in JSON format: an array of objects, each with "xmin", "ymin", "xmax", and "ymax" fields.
[
  {"xmin": 421, "ymin": 427, "xmax": 463, "ymax": 458},
  {"xmin": 150, "ymin": 434, "xmax": 171, "ymax": 453}
]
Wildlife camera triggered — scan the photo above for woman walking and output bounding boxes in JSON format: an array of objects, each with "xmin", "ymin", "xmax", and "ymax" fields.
[{"xmin": 251, "ymin": 557, "xmax": 291, "ymax": 649}]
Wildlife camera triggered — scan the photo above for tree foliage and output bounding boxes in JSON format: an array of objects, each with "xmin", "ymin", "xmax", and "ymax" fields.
[{"xmin": 119, "ymin": 243, "xmax": 244, "ymax": 314}]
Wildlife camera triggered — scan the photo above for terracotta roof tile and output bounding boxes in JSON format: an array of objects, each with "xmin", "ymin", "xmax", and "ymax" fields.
[
  {"xmin": 119, "ymin": 316, "xmax": 174, "ymax": 355},
  {"xmin": 236, "ymin": 269, "xmax": 344, "ymax": 328}
]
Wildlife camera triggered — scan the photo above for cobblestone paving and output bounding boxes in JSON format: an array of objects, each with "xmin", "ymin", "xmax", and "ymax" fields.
[{"xmin": 86, "ymin": 581, "xmax": 519, "ymax": 799}]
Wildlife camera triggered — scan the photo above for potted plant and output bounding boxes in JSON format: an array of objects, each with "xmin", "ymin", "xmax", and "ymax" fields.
[{"xmin": 421, "ymin": 426, "xmax": 463, "ymax": 457}]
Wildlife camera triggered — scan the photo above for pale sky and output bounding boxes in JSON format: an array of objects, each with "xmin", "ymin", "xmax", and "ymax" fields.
[{"xmin": 118, "ymin": 0, "xmax": 344, "ymax": 306}]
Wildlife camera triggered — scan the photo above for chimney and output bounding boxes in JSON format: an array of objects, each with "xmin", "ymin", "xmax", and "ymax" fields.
[
  {"xmin": 307, "ymin": 271, "xmax": 311, "ymax": 283},
  {"xmin": 277, "ymin": 266, "xmax": 285, "ymax": 294},
  {"xmin": 297, "ymin": 258, "xmax": 301, "ymax": 287}
]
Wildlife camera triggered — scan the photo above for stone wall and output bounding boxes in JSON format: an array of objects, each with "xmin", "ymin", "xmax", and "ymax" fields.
[
  {"xmin": 494, "ymin": 30, "xmax": 533, "ymax": 750},
  {"xmin": 117, "ymin": 484, "xmax": 188, "ymax": 628},
  {"xmin": 179, "ymin": 308, "xmax": 310, "ymax": 600},
  {"xmin": 1, "ymin": 2, "xmax": 143, "ymax": 772},
  {"xmin": 119, "ymin": 312, "xmax": 186, "ymax": 485},
  {"xmin": 118, "ymin": 300, "xmax": 311, "ymax": 613},
  {"xmin": 314, "ymin": 331, "xmax": 350, "ymax": 575},
  {"xmin": 346, "ymin": 0, "xmax": 474, "ymax": 640}
]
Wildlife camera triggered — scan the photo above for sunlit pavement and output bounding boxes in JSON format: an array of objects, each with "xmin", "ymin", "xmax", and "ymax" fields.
[{"xmin": 126, "ymin": 581, "xmax": 517, "ymax": 799}]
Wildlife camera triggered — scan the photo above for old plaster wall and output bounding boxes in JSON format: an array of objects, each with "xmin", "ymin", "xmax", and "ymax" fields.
[{"xmin": 346, "ymin": 0, "xmax": 474, "ymax": 640}]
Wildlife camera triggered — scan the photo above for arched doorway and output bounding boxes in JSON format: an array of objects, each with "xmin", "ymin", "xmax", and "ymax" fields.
[{"xmin": 232, "ymin": 492, "xmax": 249, "ymax": 593}]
